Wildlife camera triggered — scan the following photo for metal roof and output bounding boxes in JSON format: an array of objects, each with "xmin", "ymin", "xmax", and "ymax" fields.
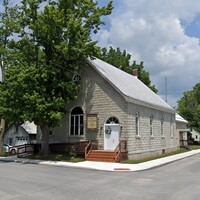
[
  {"xmin": 175, "ymin": 113, "xmax": 188, "ymax": 124},
  {"xmin": 21, "ymin": 122, "xmax": 37, "ymax": 134},
  {"xmin": 88, "ymin": 57, "xmax": 174, "ymax": 113}
]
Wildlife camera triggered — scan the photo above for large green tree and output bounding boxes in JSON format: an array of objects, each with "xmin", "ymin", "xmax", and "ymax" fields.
[
  {"xmin": 98, "ymin": 47, "xmax": 158, "ymax": 93},
  {"xmin": 0, "ymin": 0, "xmax": 113, "ymax": 156},
  {"xmin": 0, "ymin": 0, "xmax": 20, "ymax": 153},
  {"xmin": 177, "ymin": 82, "xmax": 200, "ymax": 131}
]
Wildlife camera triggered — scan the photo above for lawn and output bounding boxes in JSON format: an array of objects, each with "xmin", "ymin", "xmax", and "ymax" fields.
[
  {"xmin": 28, "ymin": 152, "xmax": 85, "ymax": 163},
  {"xmin": 121, "ymin": 145, "xmax": 200, "ymax": 164},
  {"xmin": 30, "ymin": 145, "xmax": 200, "ymax": 164},
  {"xmin": 1, "ymin": 145, "xmax": 200, "ymax": 164},
  {"xmin": 0, "ymin": 152, "xmax": 9, "ymax": 157}
]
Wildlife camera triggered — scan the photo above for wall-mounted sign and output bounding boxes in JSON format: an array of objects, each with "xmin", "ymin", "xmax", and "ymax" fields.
[{"xmin": 86, "ymin": 114, "xmax": 98, "ymax": 132}]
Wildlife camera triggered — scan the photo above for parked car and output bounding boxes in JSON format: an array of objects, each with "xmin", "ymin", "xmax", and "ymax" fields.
[{"xmin": 3, "ymin": 144, "xmax": 17, "ymax": 154}]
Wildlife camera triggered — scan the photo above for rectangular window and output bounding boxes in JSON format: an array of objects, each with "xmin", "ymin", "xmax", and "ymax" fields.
[
  {"xmin": 150, "ymin": 116, "xmax": 153, "ymax": 137},
  {"xmin": 70, "ymin": 114, "xmax": 83, "ymax": 136},
  {"xmin": 8, "ymin": 138, "xmax": 13, "ymax": 145},
  {"xmin": 75, "ymin": 116, "xmax": 79, "ymax": 135},
  {"xmin": 70, "ymin": 116, "xmax": 75, "ymax": 135},
  {"xmin": 161, "ymin": 119, "xmax": 164, "ymax": 137},
  {"xmin": 170, "ymin": 122, "xmax": 174, "ymax": 138},
  {"xmin": 135, "ymin": 113, "xmax": 140, "ymax": 136},
  {"xmin": 80, "ymin": 116, "xmax": 84, "ymax": 135}
]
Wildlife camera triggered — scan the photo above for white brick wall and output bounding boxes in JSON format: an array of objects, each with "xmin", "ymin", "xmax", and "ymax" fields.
[{"xmin": 39, "ymin": 64, "xmax": 178, "ymax": 159}]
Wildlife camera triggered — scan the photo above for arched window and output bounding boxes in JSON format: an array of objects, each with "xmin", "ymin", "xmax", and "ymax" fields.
[
  {"xmin": 150, "ymin": 115, "xmax": 153, "ymax": 136},
  {"xmin": 70, "ymin": 107, "xmax": 84, "ymax": 136},
  {"xmin": 73, "ymin": 74, "xmax": 82, "ymax": 82},
  {"xmin": 106, "ymin": 117, "xmax": 119, "ymax": 124},
  {"xmin": 135, "ymin": 113, "xmax": 140, "ymax": 136}
]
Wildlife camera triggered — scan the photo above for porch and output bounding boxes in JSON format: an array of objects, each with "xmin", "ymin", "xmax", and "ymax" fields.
[
  {"xmin": 85, "ymin": 140, "xmax": 128, "ymax": 162},
  {"xmin": 23, "ymin": 140, "xmax": 127, "ymax": 162}
]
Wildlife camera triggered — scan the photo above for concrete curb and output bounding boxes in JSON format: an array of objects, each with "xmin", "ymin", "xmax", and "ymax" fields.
[{"xmin": 1, "ymin": 149, "xmax": 200, "ymax": 172}]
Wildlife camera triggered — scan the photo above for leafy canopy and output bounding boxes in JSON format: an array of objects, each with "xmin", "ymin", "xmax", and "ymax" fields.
[
  {"xmin": 98, "ymin": 47, "xmax": 158, "ymax": 93},
  {"xmin": 177, "ymin": 82, "xmax": 200, "ymax": 131},
  {"xmin": 0, "ymin": 0, "xmax": 113, "ymax": 130}
]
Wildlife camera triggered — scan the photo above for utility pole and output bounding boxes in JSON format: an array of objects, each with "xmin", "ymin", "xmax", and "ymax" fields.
[{"xmin": 165, "ymin": 76, "xmax": 168, "ymax": 103}]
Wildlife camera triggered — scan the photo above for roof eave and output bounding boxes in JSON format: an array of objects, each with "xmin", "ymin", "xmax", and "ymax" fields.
[
  {"xmin": 125, "ymin": 96, "xmax": 175, "ymax": 114},
  {"xmin": 176, "ymin": 120, "xmax": 188, "ymax": 124}
]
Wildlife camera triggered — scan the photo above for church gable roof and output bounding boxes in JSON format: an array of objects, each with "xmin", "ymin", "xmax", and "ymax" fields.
[{"xmin": 87, "ymin": 57, "xmax": 174, "ymax": 113}]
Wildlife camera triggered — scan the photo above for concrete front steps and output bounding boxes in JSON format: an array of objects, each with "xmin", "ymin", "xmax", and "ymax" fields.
[{"xmin": 85, "ymin": 150, "xmax": 121, "ymax": 162}]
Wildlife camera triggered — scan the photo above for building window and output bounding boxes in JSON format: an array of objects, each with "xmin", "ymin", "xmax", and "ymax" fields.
[
  {"xmin": 161, "ymin": 117, "xmax": 164, "ymax": 137},
  {"xmin": 106, "ymin": 116, "xmax": 119, "ymax": 124},
  {"xmin": 73, "ymin": 74, "xmax": 82, "ymax": 82},
  {"xmin": 150, "ymin": 115, "xmax": 153, "ymax": 137},
  {"xmin": 8, "ymin": 138, "xmax": 13, "ymax": 145},
  {"xmin": 135, "ymin": 113, "xmax": 140, "ymax": 136},
  {"xmin": 170, "ymin": 119, "xmax": 174, "ymax": 138},
  {"xmin": 70, "ymin": 107, "xmax": 84, "ymax": 136}
]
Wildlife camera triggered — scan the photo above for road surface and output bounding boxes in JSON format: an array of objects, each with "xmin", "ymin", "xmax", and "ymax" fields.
[{"xmin": 0, "ymin": 154, "xmax": 200, "ymax": 200}]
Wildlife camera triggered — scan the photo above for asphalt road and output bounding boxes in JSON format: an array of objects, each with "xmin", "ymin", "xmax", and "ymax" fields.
[{"xmin": 0, "ymin": 154, "xmax": 200, "ymax": 200}]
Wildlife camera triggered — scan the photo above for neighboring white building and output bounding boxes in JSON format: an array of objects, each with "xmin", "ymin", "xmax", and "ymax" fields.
[
  {"xmin": 176, "ymin": 113, "xmax": 189, "ymax": 147},
  {"xmin": 21, "ymin": 122, "xmax": 37, "ymax": 134},
  {"xmin": 4, "ymin": 122, "xmax": 37, "ymax": 146}
]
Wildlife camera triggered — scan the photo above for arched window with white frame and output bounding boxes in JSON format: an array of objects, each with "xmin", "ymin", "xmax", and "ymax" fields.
[
  {"xmin": 105, "ymin": 116, "xmax": 119, "ymax": 124},
  {"xmin": 70, "ymin": 107, "xmax": 84, "ymax": 136}
]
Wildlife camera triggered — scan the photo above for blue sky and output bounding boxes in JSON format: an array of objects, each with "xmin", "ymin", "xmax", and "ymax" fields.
[
  {"xmin": 94, "ymin": 0, "xmax": 200, "ymax": 108},
  {"xmin": 1, "ymin": 0, "xmax": 200, "ymax": 108},
  {"xmin": 182, "ymin": 14, "xmax": 200, "ymax": 38}
]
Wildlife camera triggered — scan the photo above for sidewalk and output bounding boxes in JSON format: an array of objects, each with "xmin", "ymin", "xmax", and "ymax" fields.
[{"xmin": 1, "ymin": 149, "xmax": 200, "ymax": 172}]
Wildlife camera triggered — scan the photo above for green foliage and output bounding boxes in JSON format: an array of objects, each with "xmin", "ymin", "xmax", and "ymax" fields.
[
  {"xmin": 0, "ymin": 0, "xmax": 113, "ymax": 155},
  {"xmin": 29, "ymin": 152, "xmax": 85, "ymax": 162},
  {"xmin": 0, "ymin": 63, "xmax": 78, "ymax": 128},
  {"xmin": 98, "ymin": 47, "xmax": 158, "ymax": 93},
  {"xmin": 177, "ymin": 82, "xmax": 200, "ymax": 131},
  {"xmin": 121, "ymin": 148, "xmax": 189, "ymax": 164}
]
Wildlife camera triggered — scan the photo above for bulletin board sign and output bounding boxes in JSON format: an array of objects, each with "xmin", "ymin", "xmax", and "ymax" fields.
[{"xmin": 86, "ymin": 114, "xmax": 98, "ymax": 132}]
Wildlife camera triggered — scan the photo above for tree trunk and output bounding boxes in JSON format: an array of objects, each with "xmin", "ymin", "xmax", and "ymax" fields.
[
  {"xmin": 0, "ymin": 119, "xmax": 5, "ymax": 153},
  {"xmin": 0, "ymin": 59, "xmax": 6, "ymax": 154},
  {"xmin": 40, "ymin": 124, "xmax": 49, "ymax": 157}
]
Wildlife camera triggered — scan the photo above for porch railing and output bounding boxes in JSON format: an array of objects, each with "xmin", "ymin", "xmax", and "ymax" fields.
[
  {"xmin": 114, "ymin": 140, "xmax": 127, "ymax": 161},
  {"xmin": 85, "ymin": 140, "xmax": 98, "ymax": 159},
  {"xmin": 16, "ymin": 144, "xmax": 34, "ymax": 157}
]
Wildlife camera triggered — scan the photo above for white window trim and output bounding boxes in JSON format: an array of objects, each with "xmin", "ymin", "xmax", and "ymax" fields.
[
  {"xmin": 161, "ymin": 118, "xmax": 165, "ymax": 138},
  {"xmin": 135, "ymin": 113, "xmax": 140, "ymax": 138},
  {"xmin": 170, "ymin": 122, "xmax": 174, "ymax": 138},
  {"xmin": 150, "ymin": 115, "xmax": 154, "ymax": 138},
  {"xmin": 70, "ymin": 107, "xmax": 84, "ymax": 137}
]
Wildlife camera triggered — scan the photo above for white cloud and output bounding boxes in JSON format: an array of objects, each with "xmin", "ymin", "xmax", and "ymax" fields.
[
  {"xmin": 96, "ymin": 0, "xmax": 200, "ymax": 108},
  {"xmin": 1, "ymin": 0, "xmax": 199, "ymax": 108},
  {"xmin": 95, "ymin": 29, "xmax": 111, "ymax": 48}
]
